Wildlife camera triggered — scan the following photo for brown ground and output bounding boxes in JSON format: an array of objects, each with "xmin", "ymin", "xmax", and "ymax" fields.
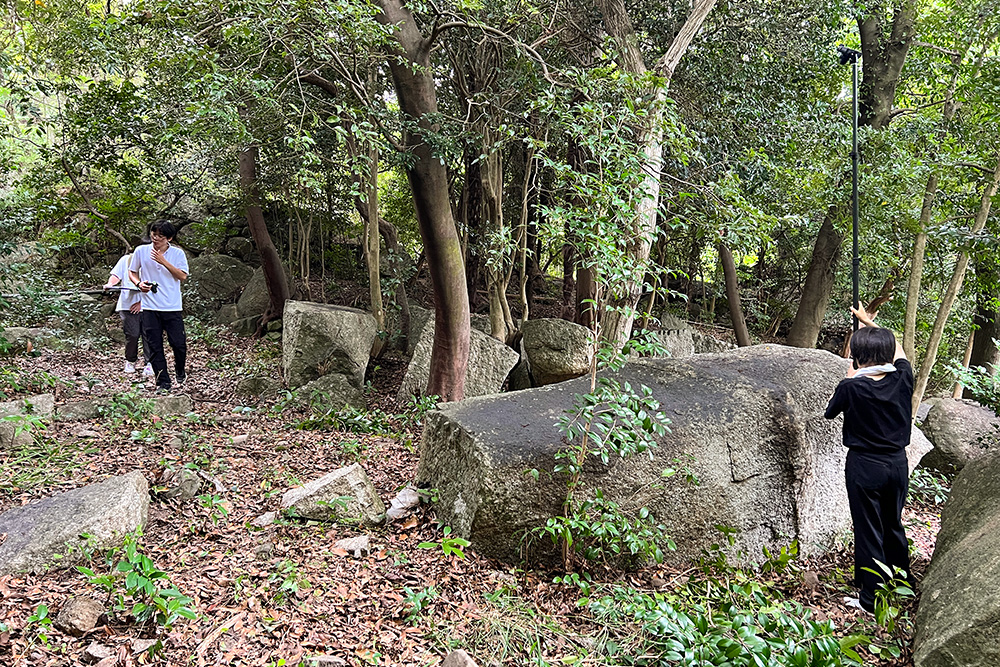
[{"xmin": 0, "ymin": 326, "xmax": 939, "ymax": 667}]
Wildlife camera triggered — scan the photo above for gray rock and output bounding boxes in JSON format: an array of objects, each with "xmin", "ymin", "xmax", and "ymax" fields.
[
  {"xmin": 152, "ymin": 394, "xmax": 194, "ymax": 416},
  {"xmin": 0, "ymin": 327, "xmax": 63, "ymax": 352},
  {"xmin": 0, "ymin": 393, "xmax": 55, "ymax": 419},
  {"xmin": 406, "ymin": 302, "xmax": 433, "ymax": 357},
  {"xmin": 281, "ymin": 463, "xmax": 386, "ymax": 526},
  {"xmin": 237, "ymin": 266, "xmax": 293, "ymax": 319},
  {"xmin": 231, "ymin": 315, "xmax": 262, "ymax": 337},
  {"xmin": 520, "ymin": 318, "xmax": 593, "ymax": 387},
  {"xmin": 442, "ymin": 649, "xmax": 480, "ymax": 667},
  {"xmin": 506, "ymin": 358, "xmax": 532, "ymax": 392},
  {"xmin": 417, "ymin": 345, "xmax": 860, "ymax": 564},
  {"xmin": 282, "ymin": 301, "xmax": 376, "ymax": 390},
  {"xmin": 84, "ymin": 642, "xmax": 115, "ymax": 662},
  {"xmin": 251, "ymin": 511, "xmax": 276, "ymax": 528},
  {"xmin": 159, "ymin": 468, "xmax": 203, "ymax": 500},
  {"xmin": 0, "ymin": 471, "xmax": 149, "ymax": 574},
  {"xmin": 185, "ymin": 254, "xmax": 254, "ymax": 312},
  {"xmin": 235, "ymin": 376, "xmax": 281, "ymax": 399},
  {"xmin": 55, "ymin": 399, "xmax": 103, "ymax": 422},
  {"xmin": 225, "ymin": 237, "xmax": 254, "ymax": 262},
  {"xmin": 0, "ymin": 421, "xmax": 33, "ymax": 450},
  {"xmin": 908, "ymin": 426, "xmax": 934, "ymax": 476},
  {"xmin": 398, "ymin": 321, "xmax": 519, "ymax": 402},
  {"xmin": 266, "ymin": 318, "xmax": 282, "ymax": 332},
  {"xmin": 334, "ymin": 535, "xmax": 371, "ymax": 557},
  {"xmin": 920, "ymin": 398, "xmax": 1000, "ymax": 471},
  {"xmin": 215, "ymin": 304, "xmax": 239, "ymax": 326},
  {"xmin": 296, "ymin": 374, "xmax": 366, "ymax": 412},
  {"xmin": 54, "ymin": 596, "xmax": 105, "ymax": 637},
  {"xmin": 692, "ymin": 330, "xmax": 738, "ymax": 354},
  {"xmin": 913, "ymin": 452, "xmax": 1000, "ymax": 667}
]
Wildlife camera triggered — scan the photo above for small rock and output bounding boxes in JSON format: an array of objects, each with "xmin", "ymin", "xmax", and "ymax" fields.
[
  {"xmin": 648, "ymin": 575, "xmax": 667, "ymax": 590},
  {"xmin": 386, "ymin": 485, "xmax": 421, "ymax": 521},
  {"xmin": 252, "ymin": 511, "xmax": 276, "ymax": 528},
  {"xmin": 230, "ymin": 434, "xmax": 249, "ymax": 445},
  {"xmin": 803, "ymin": 570, "xmax": 820, "ymax": 590},
  {"xmin": 54, "ymin": 596, "xmax": 105, "ymax": 637},
  {"xmin": 159, "ymin": 468, "xmax": 202, "ymax": 500},
  {"xmin": 254, "ymin": 541, "xmax": 274, "ymax": 560},
  {"xmin": 442, "ymin": 649, "xmax": 480, "ymax": 667},
  {"xmin": 334, "ymin": 535, "xmax": 371, "ymax": 558},
  {"xmin": 305, "ymin": 655, "xmax": 349, "ymax": 666},
  {"xmin": 84, "ymin": 642, "xmax": 114, "ymax": 663},
  {"xmin": 166, "ymin": 435, "xmax": 183, "ymax": 448}
]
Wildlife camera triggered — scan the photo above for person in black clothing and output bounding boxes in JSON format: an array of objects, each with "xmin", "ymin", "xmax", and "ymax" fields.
[{"xmin": 825, "ymin": 305, "xmax": 915, "ymax": 613}]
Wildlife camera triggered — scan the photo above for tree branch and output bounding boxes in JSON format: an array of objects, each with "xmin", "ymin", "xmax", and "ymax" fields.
[{"xmin": 60, "ymin": 156, "xmax": 130, "ymax": 252}]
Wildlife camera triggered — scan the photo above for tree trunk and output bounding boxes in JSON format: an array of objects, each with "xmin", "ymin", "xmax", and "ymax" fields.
[
  {"xmin": 365, "ymin": 144, "xmax": 386, "ymax": 358},
  {"xmin": 786, "ymin": 208, "xmax": 843, "ymax": 347},
  {"xmin": 719, "ymin": 242, "xmax": 751, "ymax": 346},
  {"xmin": 964, "ymin": 260, "xmax": 1000, "ymax": 400},
  {"xmin": 374, "ymin": 0, "xmax": 470, "ymax": 401},
  {"xmin": 239, "ymin": 147, "xmax": 289, "ymax": 333},
  {"xmin": 903, "ymin": 175, "xmax": 936, "ymax": 360},
  {"xmin": 594, "ymin": 0, "xmax": 718, "ymax": 351},
  {"xmin": 912, "ymin": 154, "xmax": 1000, "ymax": 414}
]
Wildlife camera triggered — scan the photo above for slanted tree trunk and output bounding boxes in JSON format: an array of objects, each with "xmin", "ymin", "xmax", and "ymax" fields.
[
  {"xmin": 719, "ymin": 242, "xmax": 751, "ymax": 346},
  {"xmin": 374, "ymin": 0, "xmax": 470, "ymax": 401},
  {"xmin": 787, "ymin": 1, "xmax": 916, "ymax": 348},
  {"xmin": 912, "ymin": 154, "xmax": 1000, "ymax": 414},
  {"xmin": 365, "ymin": 144, "xmax": 386, "ymax": 358},
  {"xmin": 594, "ymin": 0, "xmax": 718, "ymax": 351},
  {"xmin": 239, "ymin": 147, "xmax": 289, "ymax": 333}
]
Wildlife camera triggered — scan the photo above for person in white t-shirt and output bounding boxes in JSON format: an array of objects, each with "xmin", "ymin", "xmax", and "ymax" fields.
[
  {"xmin": 129, "ymin": 220, "xmax": 190, "ymax": 392},
  {"xmin": 104, "ymin": 253, "xmax": 153, "ymax": 376}
]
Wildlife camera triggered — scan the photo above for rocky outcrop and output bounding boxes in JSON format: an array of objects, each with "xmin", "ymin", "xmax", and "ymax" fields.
[
  {"xmin": 914, "ymin": 452, "xmax": 1000, "ymax": 667},
  {"xmin": 519, "ymin": 318, "xmax": 593, "ymax": 387},
  {"xmin": 237, "ymin": 265, "xmax": 293, "ymax": 320},
  {"xmin": 920, "ymin": 398, "xmax": 1000, "ymax": 471},
  {"xmin": 186, "ymin": 254, "xmax": 254, "ymax": 312},
  {"xmin": 0, "ymin": 471, "xmax": 149, "ymax": 574},
  {"xmin": 398, "ymin": 322, "xmax": 519, "ymax": 402},
  {"xmin": 281, "ymin": 464, "xmax": 385, "ymax": 526},
  {"xmin": 417, "ymin": 345, "xmax": 929, "ymax": 565},
  {"xmin": 282, "ymin": 301, "xmax": 376, "ymax": 394}
]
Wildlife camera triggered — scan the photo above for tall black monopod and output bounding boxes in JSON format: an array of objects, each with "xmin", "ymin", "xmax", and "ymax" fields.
[{"xmin": 838, "ymin": 45, "xmax": 862, "ymax": 332}]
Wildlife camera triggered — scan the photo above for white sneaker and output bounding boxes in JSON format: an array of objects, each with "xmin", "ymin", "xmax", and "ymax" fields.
[
  {"xmin": 143, "ymin": 364, "xmax": 154, "ymax": 377},
  {"xmin": 124, "ymin": 361, "xmax": 136, "ymax": 373}
]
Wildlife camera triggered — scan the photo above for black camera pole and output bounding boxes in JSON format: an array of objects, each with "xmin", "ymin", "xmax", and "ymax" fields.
[{"xmin": 838, "ymin": 45, "xmax": 862, "ymax": 332}]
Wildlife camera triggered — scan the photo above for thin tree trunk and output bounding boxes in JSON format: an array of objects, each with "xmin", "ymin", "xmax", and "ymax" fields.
[
  {"xmin": 912, "ymin": 154, "xmax": 1000, "ymax": 414},
  {"xmin": 375, "ymin": 0, "xmax": 470, "ymax": 401},
  {"xmin": 239, "ymin": 147, "xmax": 289, "ymax": 333},
  {"xmin": 365, "ymin": 144, "xmax": 386, "ymax": 357},
  {"xmin": 719, "ymin": 242, "xmax": 751, "ymax": 346},
  {"xmin": 952, "ymin": 330, "xmax": 975, "ymax": 399}
]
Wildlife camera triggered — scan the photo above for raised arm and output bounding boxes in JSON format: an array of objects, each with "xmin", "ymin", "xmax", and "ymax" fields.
[{"xmin": 851, "ymin": 305, "xmax": 906, "ymax": 361}]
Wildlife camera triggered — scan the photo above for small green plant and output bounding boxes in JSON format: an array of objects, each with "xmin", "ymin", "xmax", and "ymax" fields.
[
  {"xmin": 402, "ymin": 585, "xmax": 438, "ymax": 623},
  {"xmin": 267, "ymin": 559, "xmax": 310, "ymax": 606},
  {"xmin": 864, "ymin": 561, "xmax": 915, "ymax": 645},
  {"xmin": 419, "ymin": 525, "xmax": 471, "ymax": 559},
  {"xmin": 908, "ymin": 467, "xmax": 952, "ymax": 506},
  {"xmin": 197, "ymin": 493, "xmax": 230, "ymax": 525},
  {"xmin": 77, "ymin": 531, "xmax": 197, "ymax": 633},
  {"xmin": 102, "ymin": 388, "xmax": 155, "ymax": 424},
  {"xmin": 401, "ymin": 393, "xmax": 439, "ymax": 428},
  {"xmin": 25, "ymin": 603, "xmax": 53, "ymax": 646}
]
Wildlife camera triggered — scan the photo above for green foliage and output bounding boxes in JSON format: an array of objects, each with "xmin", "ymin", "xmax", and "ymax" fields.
[
  {"xmin": 24, "ymin": 603, "xmax": 53, "ymax": 647},
  {"xmin": 950, "ymin": 340, "xmax": 1000, "ymax": 415},
  {"xmin": 0, "ymin": 367, "xmax": 61, "ymax": 399},
  {"xmin": 267, "ymin": 559, "xmax": 310, "ymax": 607},
  {"xmin": 402, "ymin": 585, "xmax": 438, "ymax": 624},
  {"xmin": 101, "ymin": 388, "xmax": 155, "ymax": 424},
  {"xmin": 907, "ymin": 468, "xmax": 952, "ymax": 506},
  {"xmin": 77, "ymin": 531, "xmax": 197, "ymax": 635},
  {"xmin": 863, "ymin": 561, "xmax": 915, "ymax": 660},
  {"xmin": 418, "ymin": 525, "xmax": 471, "ymax": 560}
]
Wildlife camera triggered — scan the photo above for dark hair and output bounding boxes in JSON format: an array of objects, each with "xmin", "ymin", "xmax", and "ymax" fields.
[
  {"xmin": 852, "ymin": 327, "xmax": 896, "ymax": 367},
  {"xmin": 149, "ymin": 220, "xmax": 176, "ymax": 240}
]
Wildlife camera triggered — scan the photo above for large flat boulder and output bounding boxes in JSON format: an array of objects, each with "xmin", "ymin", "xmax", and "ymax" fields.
[
  {"xmin": 282, "ymin": 301, "xmax": 376, "ymax": 390},
  {"xmin": 417, "ymin": 345, "xmax": 927, "ymax": 564},
  {"xmin": 0, "ymin": 471, "xmax": 149, "ymax": 574},
  {"xmin": 398, "ymin": 320, "xmax": 519, "ymax": 402},
  {"xmin": 920, "ymin": 398, "xmax": 1000, "ymax": 471},
  {"xmin": 914, "ymin": 451, "xmax": 1000, "ymax": 667}
]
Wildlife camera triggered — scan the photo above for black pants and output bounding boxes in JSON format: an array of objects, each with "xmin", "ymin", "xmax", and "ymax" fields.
[
  {"xmin": 141, "ymin": 310, "xmax": 186, "ymax": 389},
  {"xmin": 845, "ymin": 450, "xmax": 912, "ymax": 611},
  {"xmin": 119, "ymin": 311, "xmax": 149, "ymax": 364}
]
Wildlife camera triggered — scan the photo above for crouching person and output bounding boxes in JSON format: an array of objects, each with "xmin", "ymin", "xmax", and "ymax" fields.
[{"xmin": 129, "ymin": 220, "xmax": 190, "ymax": 392}]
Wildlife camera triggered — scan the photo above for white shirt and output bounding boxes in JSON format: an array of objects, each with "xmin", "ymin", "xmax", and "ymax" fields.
[
  {"xmin": 130, "ymin": 243, "xmax": 189, "ymax": 311},
  {"xmin": 110, "ymin": 254, "xmax": 142, "ymax": 312}
]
